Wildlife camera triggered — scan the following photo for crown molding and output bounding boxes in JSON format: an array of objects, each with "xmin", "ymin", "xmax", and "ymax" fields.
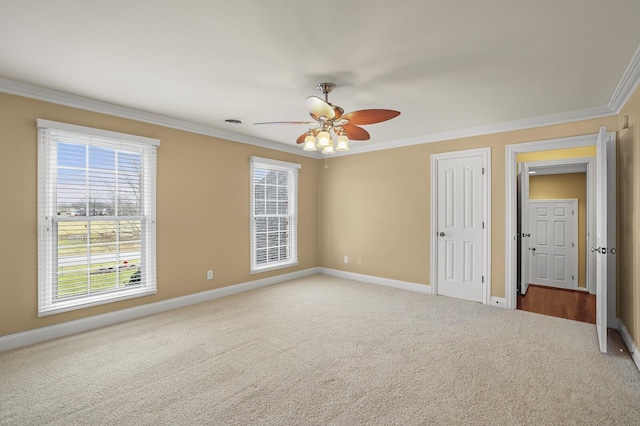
[
  {"xmin": 335, "ymin": 105, "xmax": 616, "ymax": 156},
  {"xmin": 608, "ymin": 44, "xmax": 640, "ymax": 113},
  {"xmin": 0, "ymin": 77, "xmax": 320, "ymax": 159},
  {"xmin": 0, "ymin": 75, "xmax": 623, "ymax": 160}
]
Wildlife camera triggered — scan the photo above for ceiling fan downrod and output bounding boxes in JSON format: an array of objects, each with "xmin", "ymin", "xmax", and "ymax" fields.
[{"xmin": 317, "ymin": 82, "xmax": 335, "ymax": 103}]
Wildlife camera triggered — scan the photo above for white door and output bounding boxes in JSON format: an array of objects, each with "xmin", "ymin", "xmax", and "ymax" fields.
[
  {"xmin": 594, "ymin": 126, "xmax": 610, "ymax": 354},
  {"xmin": 529, "ymin": 200, "xmax": 578, "ymax": 290},
  {"xmin": 436, "ymin": 155, "xmax": 484, "ymax": 302},
  {"xmin": 518, "ymin": 163, "xmax": 531, "ymax": 294}
]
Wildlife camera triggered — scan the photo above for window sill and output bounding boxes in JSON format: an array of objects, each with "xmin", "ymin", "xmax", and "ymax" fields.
[
  {"xmin": 250, "ymin": 261, "xmax": 298, "ymax": 275},
  {"xmin": 38, "ymin": 287, "xmax": 157, "ymax": 317}
]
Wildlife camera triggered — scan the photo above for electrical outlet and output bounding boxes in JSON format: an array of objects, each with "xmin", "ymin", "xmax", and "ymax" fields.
[
  {"xmin": 344, "ymin": 256, "xmax": 349, "ymax": 263},
  {"xmin": 207, "ymin": 270, "xmax": 213, "ymax": 280}
]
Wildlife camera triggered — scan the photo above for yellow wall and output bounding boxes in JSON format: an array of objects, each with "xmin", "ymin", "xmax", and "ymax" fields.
[
  {"xmin": 0, "ymin": 93, "xmax": 318, "ymax": 336},
  {"xmin": 618, "ymin": 84, "xmax": 640, "ymax": 348},
  {"xmin": 529, "ymin": 173, "xmax": 587, "ymax": 288},
  {"xmin": 516, "ymin": 146, "xmax": 596, "ymax": 163}
]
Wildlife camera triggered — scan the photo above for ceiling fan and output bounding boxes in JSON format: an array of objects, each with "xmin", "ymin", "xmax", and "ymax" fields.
[{"xmin": 254, "ymin": 83, "xmax": 401, "ymax": 154}]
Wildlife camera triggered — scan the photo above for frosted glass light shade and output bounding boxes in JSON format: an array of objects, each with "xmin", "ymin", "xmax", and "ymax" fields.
[
  {"xmin": 317, "ymin": 131, "xmax": 331, "ymax": 148},
  {"xmin": 303, "ymin": 135, "xmax": 317, "ymax": 151},
  {"xmin": 335, "ymin": 135, "xmax": 349, "ymax": 151},
  {"xmin": 322, "ymin": 143, "xmax": 335, "ymax": 155}
]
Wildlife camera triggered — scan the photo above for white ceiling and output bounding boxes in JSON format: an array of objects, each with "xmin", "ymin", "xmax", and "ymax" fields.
[{"xmin": 1, "ymin": 0, "xmax": 639, "ymax": 155}]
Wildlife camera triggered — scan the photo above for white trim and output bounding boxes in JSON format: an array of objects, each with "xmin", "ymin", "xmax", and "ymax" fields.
[
  {"xmin": 250, "ymin": 156, "xmax": 302, "ymax": 170},
  {"xmin": 618, "ymin": 320, "xmax": 640, "ymax": 373},
  {"xmin": 0, "ymin": 267, "xmax": 320, "ymax": 352},
  {"xmin": 333, "ymin": 106, "xmax": 615, "ymax": 156},
  {"xmin": 0, "ymin": 77, "xmax": 618, "ymax": 159},
  {"xmin": 505, "ymin": 132, "xmax": 614, "ymax": 310},
  {"xmin": 490, "ymin": 297, "xmax": 506, "ymax": 308},
  {"xmin": 249, "ymin": 157, "xmax": 299, "ymax": 274},
  {"xmin": 431, "ymin": 147, "xmax": 491, "ymax": 305},
  {"xmin": 0, "ymin": 77, "xmax": 320, "ymax": 158},
  {"xmin": 37, "ymin": 119, "xmax": 160, "ymax": 146},
  {"xmin": 319, "ymin": 268, "xmax": 431, "ymax": 294},
  {"xmin": 526, "ymin": 157, "xmax": 596, "ymax": 293},
  {"xmin": 608, "ymin": 43, "xmax": 640, "ymax": 113},
  {"xmin": 506, "ymin": 134, "xmax": 596, "ymax": 309}
]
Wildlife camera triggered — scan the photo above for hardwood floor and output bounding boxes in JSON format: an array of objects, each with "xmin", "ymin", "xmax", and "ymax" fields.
[{"xmin": 517, "ymin": 284, "xmax": 596, "ymax": 324}]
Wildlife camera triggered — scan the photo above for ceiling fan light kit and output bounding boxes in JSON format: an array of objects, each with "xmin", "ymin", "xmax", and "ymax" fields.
[{"xmin": 255, "ymin": 83, "xmax": 400, "ymax": 155}]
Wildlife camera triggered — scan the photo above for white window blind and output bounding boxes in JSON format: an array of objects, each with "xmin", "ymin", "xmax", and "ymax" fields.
[
  {"xmin": 37, "ymin": 119, "xmax": 159, "ymax": 316},
  {"xmin": 250, "ymin": 156, "xmax": 300, "ymax": 273}
]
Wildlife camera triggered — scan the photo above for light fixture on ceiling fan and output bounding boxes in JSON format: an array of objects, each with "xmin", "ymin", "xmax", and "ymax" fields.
[{"xmin": 254, "ymin": 83, "xmax": 401, "ymax": 154}]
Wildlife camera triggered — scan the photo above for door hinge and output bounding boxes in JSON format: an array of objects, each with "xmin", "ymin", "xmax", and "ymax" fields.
[
  {"xmin": 572, "ymin": 242, "xmax": 574, "ymax": 248},
  {"xmin": 482, "ymin": 276, "xmax": 485, "ymax": 283},
  {"xmin": 482, "ymin": 221, "xmax": 485, "ymax": 229},
  {"xmin": 572, "ymin": 210, "xmax": 575, "ymax": 215},
  {"xmin": 481, "ymin": 167, "xmax": 485, "ymax": 175},
  {"xmin": 572, "ymin": 275, "xmax": 575, "ymax": 281}
]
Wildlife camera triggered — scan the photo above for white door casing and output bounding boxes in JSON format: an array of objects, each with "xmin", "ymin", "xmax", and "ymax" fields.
[
  {"xmin": 517, "ymin": 159, "xmax": 596, "ymax": 294},
  {"xmin": 518, "ymin": 162, "xmax": 531, "ymax": 295},
  {"xmin": 505, "ymin": 132, "xmax": 616, "ymax": 329},
  {"xmin": 431, "ymin": 148, "xmax": 490, "ymax": 304},
  {"xmin": 529, "ymin": 199, "xmax": 578, "ymax": 290}
]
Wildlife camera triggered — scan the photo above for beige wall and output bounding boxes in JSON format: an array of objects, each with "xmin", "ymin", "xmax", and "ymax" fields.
[
  {"xmin": 0, "ymin": 93, "xmax": 318, "ymax": 336},
  {"xmin": 2, "ymin": 85, "xmax": 639, "ymax": 354},
  {"xmin": 318, "ymin": 116, "xmax": 618, "ymax": 299},
  {"xmin": 529, "ymin": 173, "xmax": 587, "ymax": 288},
  {"xmin": 618, "ymin": 85, "xmax": 640, "ymax": 348}
]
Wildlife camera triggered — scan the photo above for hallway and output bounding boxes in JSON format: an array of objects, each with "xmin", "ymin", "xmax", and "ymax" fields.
[{"xmin": 517, "ymin": 284, "xmax": 596, "ymax": 324}]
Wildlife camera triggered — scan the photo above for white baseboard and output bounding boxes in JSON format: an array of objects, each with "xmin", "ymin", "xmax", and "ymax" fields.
[
  {"xmin": 0, "ymin": 267, "xmax": 320, "ymax": 353},
  {"xmin": 490, "ymin": 297, "xmax": 507, "ymax": 308},
  {"xmin": 618, "ymin": 319, "xmax": 640, "ymax": 373},
  {"xmin": 319, "ymin": 268, "xmax": 431, "ymax": 294}
]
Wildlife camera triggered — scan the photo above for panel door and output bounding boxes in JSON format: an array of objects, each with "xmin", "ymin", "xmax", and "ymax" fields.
[
  {"xmin": 595, "ymin": 126, "xmax": 608, "ymax": 354},
  {"xmin": 518, "ymin": 162, "xmax": 531, "ymax": 294},
  {"xmin": 436, "ymin": 155, "xmax": 484, "ymax": 302},
  {"xmin": 529, "ymin": 200, "xmax": 577, "ymax": 290}
]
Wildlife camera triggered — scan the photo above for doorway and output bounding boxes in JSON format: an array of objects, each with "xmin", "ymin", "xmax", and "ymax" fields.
[{"xmin": 505, "ymin": 128, "xmax": 616, "ymax": 353}]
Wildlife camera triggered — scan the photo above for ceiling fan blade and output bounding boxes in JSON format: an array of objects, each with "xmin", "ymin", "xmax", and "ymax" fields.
[
  {"xmin": 253, "ymin": 121, "xmax": 316, "ymax": 125},
  {"xmin": 296, "ymin": 132, "xmax": 309, "ymax": 144},
  {"xmin": 305, "ymin": 96, "xmax": 335, "ymax": 121},
  {"xmin": 341, "ymin": 109, "xmax": 400, "ymax": 125},
  {"xmin": 342, "ymin": 124, "xmax": 370, "ymax": 141}
]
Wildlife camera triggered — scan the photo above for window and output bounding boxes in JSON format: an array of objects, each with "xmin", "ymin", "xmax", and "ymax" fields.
[
  {"xmin": 250, "ymin": 156, "xmax": 300, "ymax": 273},
  {"xmin": 37, "ymin": 119, "xmax": 159, "ymax": 316}
]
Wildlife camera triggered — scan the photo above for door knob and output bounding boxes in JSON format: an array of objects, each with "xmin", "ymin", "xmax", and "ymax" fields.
[{"xmin": 439, "ymin": 232, "xmax": 445, "ymax": 237}]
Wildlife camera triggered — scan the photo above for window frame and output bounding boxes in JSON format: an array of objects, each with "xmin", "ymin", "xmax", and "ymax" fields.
[
  {"xmin": 250, "ymin": 156, "xmax": 300, "ymax": 274},
  {"xmin": 37, "ymin": 119, "xmax": 160, "ymax": 316}
]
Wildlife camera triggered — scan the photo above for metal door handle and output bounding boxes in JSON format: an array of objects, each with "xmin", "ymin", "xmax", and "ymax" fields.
[
  {"xmin": 439, "ymin": 232, "xmax": 445, "ymax": 237},
  {"xmin": 592, "ymin": 247, "xmax": 617, "ymax": 254}
]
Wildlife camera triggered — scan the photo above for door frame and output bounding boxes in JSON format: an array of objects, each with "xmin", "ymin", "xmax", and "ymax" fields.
[
  {"xmin": 522, "ymin": 157, "xmax": 596, "ymax": 293},
  {"xmin": 505, "ymin": 132, "xmax": 616, "ymax": 327},
  {"xmin": 431, "ymin": 147, "xmax": 491, "ymax": 304},
  {"xmin": 528, "ymin": 198, "xmax": 579, "ymax": 290}
]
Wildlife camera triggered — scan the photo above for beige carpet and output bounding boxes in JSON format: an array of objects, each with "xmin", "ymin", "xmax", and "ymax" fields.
[{"xmin": 1, "ymin": 274, "xmax": 639, "ymax": 425}]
